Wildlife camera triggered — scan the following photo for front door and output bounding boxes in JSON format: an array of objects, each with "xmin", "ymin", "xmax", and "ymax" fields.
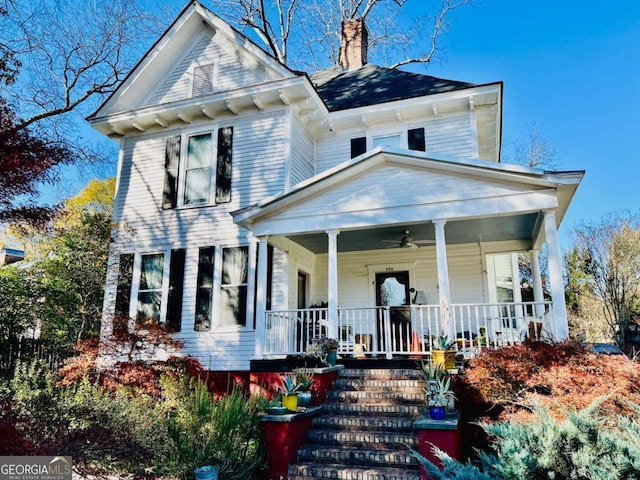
[{"xmin": 375, "ymin": 271, "xmax": 411, "ymax": 353}]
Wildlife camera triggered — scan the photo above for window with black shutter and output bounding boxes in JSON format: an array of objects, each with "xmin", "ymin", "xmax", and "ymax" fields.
[
  {"xmin": 166, "ymin": 248, "xmax": 186, "ymax": 332},
  {"xmin": 162, "ymin": 126, "xmax": 234, "ymax": 208},
  {"xmin": 408, "ymin": 127, "xmax": 426, "ymax": 152},
  {"xmin": 194, "ymin": 246, "xmax": 215, "ymax": 331},
  {"xmin": 350, "ymin": 137, "xmax": 367, "ymax": 158},
  {"xmin": 163, "ymin": 136, "xmax": 181, "ymax": 209},
  {"xmin": 215, "ymin": 126, "xmax": 233, "ymax": 203}
]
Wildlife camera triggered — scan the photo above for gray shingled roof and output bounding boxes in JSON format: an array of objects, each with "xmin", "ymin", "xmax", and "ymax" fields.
[{"xmin": 310, "ymin": 64, "xmax": 476, "ymax": 111}]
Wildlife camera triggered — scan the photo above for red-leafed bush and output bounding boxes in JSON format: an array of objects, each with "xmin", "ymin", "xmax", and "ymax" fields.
[{"xmin": 458, "ymin": 340, "xmax": 640, "ymax": 424}]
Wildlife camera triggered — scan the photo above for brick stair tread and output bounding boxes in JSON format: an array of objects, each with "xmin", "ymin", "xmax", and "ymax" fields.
[
  {"xmin": 296, "ymin": 445, "xmax": 418, "ymax": 467},
  {"xmin": 326, "ymin": 390, "xmax": 424, "ymax": 403},
  {"xmin": 288, "ymin": 462, "xmax": 421, "ymax": 480},
  {"xmin": 332, "ymin": 379, "xmax": 424, "ymax": 391},
  {"xmin": 339, "ymin": 369, "xmax": 424, "ymax": 380},
  {"xmin": 313, "ymin": 415, "xmax": 417, "ymax": 431},
  {"xmin": 304, "ymin": 429, "xmax": 418, "ymax": 448},
  {"xmin": 323, "ymin": 403, "xmax": 423, "ymax": 417}
]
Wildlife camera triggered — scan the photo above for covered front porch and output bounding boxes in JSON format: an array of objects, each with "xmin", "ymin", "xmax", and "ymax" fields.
[{"xmin": 234, "ymin": 149, "xmax": 583, "ymax": 361}]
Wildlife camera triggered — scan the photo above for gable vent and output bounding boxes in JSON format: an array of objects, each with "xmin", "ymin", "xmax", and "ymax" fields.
[{"xmin": 192, "ymin": 64, "xmax": 215, "ymax": 97}]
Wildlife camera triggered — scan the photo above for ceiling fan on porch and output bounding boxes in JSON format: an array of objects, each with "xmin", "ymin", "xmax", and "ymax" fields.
[{"xmin": 382, "ymin": 230, "xmax": 435, "ymax": 249}]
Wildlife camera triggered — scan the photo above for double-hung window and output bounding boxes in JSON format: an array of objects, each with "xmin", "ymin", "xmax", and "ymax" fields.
[
  {"xmin": 114, "ymin": 249, "xmax": 185, "ymax": 331},
  {"xmin": 163, "ymin": 126, "xmax": 234, "ymax": 209},
  {"xmin": 184, "ymin": 133, "xmax": 213, "ymax": 205},
  {"xmin": 137, "ymin": 253, "xmax": 165, "ymax": 323},
  {"xmin": 219, "ymin": 246, "xmax": 249, "ymax": 328}
]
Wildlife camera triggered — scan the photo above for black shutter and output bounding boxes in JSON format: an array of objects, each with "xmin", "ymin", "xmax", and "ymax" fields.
[
  {"xmin": 166, "ymin": 248, "xmax": 186, "ymax": 332},
  {"xmin": 215, "ymin": 126, "xmax": 233, "ymax": 203},
  {"xmin": 163, "ymin": 136, "xmax": 181, "ymax": 209},
  {"xmin": 114, "ymin": 253, "xmax": 134, "ymax": 319},
  {"xmin": 194, "ymin": 246, "xmax": 215, "ymax": 331},
  {"xmin": 408, "ymin": 127, "xmax": 426, "ymax": 152},
  {"xmin": 350, "ymin": 137, "xmax": 367, "ymax": 158}
]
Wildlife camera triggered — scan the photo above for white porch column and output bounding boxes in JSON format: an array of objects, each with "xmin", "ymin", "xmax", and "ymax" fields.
[
  {"xmin": 254, "ymin": 236, "xmax": 269, "ymax": 359},
  {"xmin": 543, "ymin": 210, "xmax": 568, "ymax": 340},
  {"xmin": 530, "ymin": 249, "xmax": 545, "ymax": 318},
  {"xmin": 326, "ymin": 229, "xmax": 340, "ymax": 340},
  {"xmin": 434, "ymin": 220, "xmax": 453, "ymax": 339}
]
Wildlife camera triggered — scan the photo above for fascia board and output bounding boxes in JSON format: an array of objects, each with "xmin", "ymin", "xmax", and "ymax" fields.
[
  {"xmin": 326, "ymin": 82, "xmax": 502, "ymax": 120},
  {"xmin": 88, "ymin": 75, "xmax": 326, "ymax": 126}
]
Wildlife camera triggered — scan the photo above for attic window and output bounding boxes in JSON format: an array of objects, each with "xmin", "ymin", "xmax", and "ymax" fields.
[{"xmin": 192, "ymin": 64, "xmax": 215, "ymax": 97}]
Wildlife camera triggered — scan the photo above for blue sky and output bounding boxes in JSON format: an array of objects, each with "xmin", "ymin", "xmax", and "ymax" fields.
[{"xmin": 405, "ymin": 0, "xmax": 640, "ymax": 245}]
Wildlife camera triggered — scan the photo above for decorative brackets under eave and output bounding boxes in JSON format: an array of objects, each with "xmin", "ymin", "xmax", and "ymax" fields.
[
  {"xmin": 252, "ymin": 94, "xmax": 264, "ymax": 110},
  {"xmin": 225, "ymin": 100, "xmax": 240, "ymax": 115},
  {"xmin": 131, "ymin": 121, "xmax": 145, "ymax": 132},
  {"xmin": 154, "ymin": 115, "xmax": 168, "ymax": 128},
  {"xmin": 177, "ymin": 110, "xmax": 192, "ymax": 124},
  {"xmin": 200, "ymin": 105, "xmax": 215, "ymax": 119}
]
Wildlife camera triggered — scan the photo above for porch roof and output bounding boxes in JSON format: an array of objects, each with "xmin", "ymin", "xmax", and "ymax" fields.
[{"xmin": 233, "ymin": 148, "xmax": 583, "ymax": 252}]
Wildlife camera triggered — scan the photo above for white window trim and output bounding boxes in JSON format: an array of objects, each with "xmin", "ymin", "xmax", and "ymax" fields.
[
  {"xmin": 372, "ymin": 132, "xmax": 404, "ymax": 149},
  {"xmin": 212, "ymin": 243, "xmax": 253, "ymax": 332},
  {"xmin": 129, "ymin": 249, "xmax": 173, "ymax": 326},
  {"xmin": 176, "ymin": 127, "xmax": 219, "ymax": 209}
]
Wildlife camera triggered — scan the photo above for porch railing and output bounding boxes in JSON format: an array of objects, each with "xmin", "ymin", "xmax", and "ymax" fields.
[{"xmin": 263, "ymin": 302, "xmax": 553, "ymax": 358}]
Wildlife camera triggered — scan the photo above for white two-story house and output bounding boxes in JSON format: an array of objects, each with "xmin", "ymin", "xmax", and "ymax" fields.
[{"xmin": 88, "ymin": 1, "xmax": 583, "ymax": 372}]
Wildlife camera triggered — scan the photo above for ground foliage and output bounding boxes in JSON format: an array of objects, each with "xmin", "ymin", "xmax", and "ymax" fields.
[
  {"xmin": 1, "ymin": 354, "xmax": 266, "ymax": 479},
  {"xmin": 458, "ymin": 340, "xmax": 640, "ymax": 424},
  {"xmin": 413, "ymin": 340, "xmax": 640, "ymax": 479}
]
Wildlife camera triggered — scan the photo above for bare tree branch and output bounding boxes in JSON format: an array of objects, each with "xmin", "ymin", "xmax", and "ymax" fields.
[{"xmin": 390, "ymin": 0, "xmax": 471, "ymax": 69}]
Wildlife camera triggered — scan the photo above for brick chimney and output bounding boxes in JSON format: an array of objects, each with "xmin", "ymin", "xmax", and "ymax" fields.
[{"xmin": 339, "ymin": 18, "xmax": 368, "ymax": 70}]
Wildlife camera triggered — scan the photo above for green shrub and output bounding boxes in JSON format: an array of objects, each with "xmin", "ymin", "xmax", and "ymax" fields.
[
  {"xmin": 413, "ymin": 397, "xmax": 640, "ymax": 480},
  {"xmin": 4, "ymin": 359, "xmax": 265, "ymax": 479},
  {"xmin": 162, "ymin": 379, "xmax": 265, "ymax": 479}
]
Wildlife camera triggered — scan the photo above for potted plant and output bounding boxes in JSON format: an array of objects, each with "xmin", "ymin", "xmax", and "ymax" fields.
[
  {"xmin": 316, "ymin": 337, "xmax": 340, "ymax": 366},
  {"xmin": 265, "ymin": 391, "xmax": 288, "ymax": 415},
  {"xmin": 281, "ymin": 373, "xmax": 301, "ymax": 411},
  {"xmin": 293, "ymin": 367, "xmax": 315, "ymax": 407},
  {"xmin": 431, "ymin": 335, "xmax": 457, "ymax": 369},
  {"xmin": 424, "ymin": 370, "xmax": 454, "ymax": 420}
]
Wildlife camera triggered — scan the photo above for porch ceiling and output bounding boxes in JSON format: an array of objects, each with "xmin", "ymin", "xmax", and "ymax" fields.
[{"xmin": 285, "ymin": 212, "xmax": 538, "ymax": 254}]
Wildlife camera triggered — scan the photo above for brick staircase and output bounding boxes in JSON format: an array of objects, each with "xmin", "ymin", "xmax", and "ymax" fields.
[{"xmin": 288, "ymin": 368, "xmax": 425, "ymax": 480}]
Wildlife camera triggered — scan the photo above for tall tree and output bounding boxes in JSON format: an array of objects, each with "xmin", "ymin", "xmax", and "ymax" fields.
[
  {"xmin": 568, "ymin": 213, "xmax": 640, "ymax": 348},
  {"xmin": 5, "ymin": 178, "xmax": 115, "ymax": 343},
  {"xmin": 213, "ymin": 0, "xmax": 472, "ymax": 70},
  {"xmin": 0, "ymin": 0, "xmax": 163, "ymax": 222}
]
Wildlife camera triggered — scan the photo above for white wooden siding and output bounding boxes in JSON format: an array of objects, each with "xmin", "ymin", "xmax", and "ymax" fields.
[
  {"xmin": 314, "ymin": 112, "xmax": 475, "ymax": 173},
  {"xmin": 289, "ymin": 115, "xmax": 315, "ymax": 187},
  {"xmin": 113, "ymin": 110, "xmax": 286, "ymax": 246},
  {"xmin": 104, "ymin": 109, "xmax": 289, "ymax": 371},
  {"xmin": 422, "ymin": 113, "xmax": 475, "ymax": 158},
  {"xmin": 146, "ymin": 31, "xmax": 267, "ymax": 107}
]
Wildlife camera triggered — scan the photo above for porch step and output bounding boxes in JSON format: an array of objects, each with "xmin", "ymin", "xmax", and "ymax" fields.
[
  {"xmin": 311, "ymin": 415, "xmax": 416, "ymax": 431},
  {"xmin": 296, "ymin": 446, "xmax": 416, "ymax": 467},
  {"xmin": 288, "ymin": 463, "xmax": 421, "ymax": 480},
  {"xmin": 304, "ymin": 429, "xmax": 418, "ymax": 449},
  {"xmin": 323, "ymin": 402, "xmax": 423, "ymax": 417},
  {"xmin": 287, "ymin": 368, "xmax": 424, "ymax": 479}
]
